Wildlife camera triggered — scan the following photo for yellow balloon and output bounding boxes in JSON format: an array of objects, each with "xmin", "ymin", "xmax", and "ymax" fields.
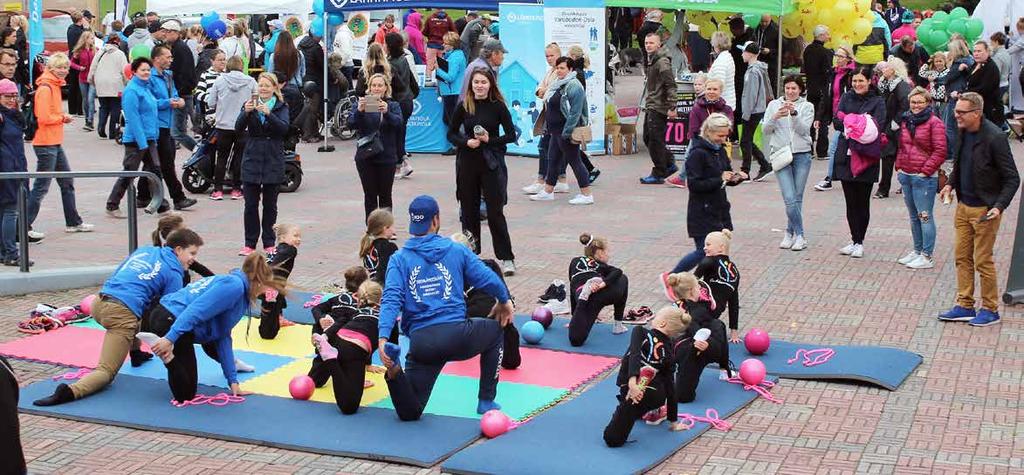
[
  {"xmin": 834, "ymin": 0, "xmax": 854, "ymax": 18},
  {"xmin": 850, "ymin": 17, "xmax": 872, "ymax": 42},
  {"xmin": 816, "ymin": 9, "xmax": 835, "ymax": 28},
  {"xmin": 698, "ymin": 23, "xmax": 717, "ymax": 39}
]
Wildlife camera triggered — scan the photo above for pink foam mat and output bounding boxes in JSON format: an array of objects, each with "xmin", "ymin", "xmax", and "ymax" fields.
[
  {"xmin": 442, "ymin": 347, "xmax": 618, "ymax": 389},
  {"xmin": 0, "ymin": 326, "xmax": 135, "ymax": 368}
]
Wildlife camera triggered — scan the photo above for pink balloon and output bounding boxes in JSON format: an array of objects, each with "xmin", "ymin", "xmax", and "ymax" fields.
[
  {"xmin": 288, "ymin": 375, "xmax": 315, "ymax": 400},
  {"xmin": 744, "ymin": 328, "xmax": 771, "ymax": 355},
  {"xmin": 739, "ymin": 358, "xmax": 767, "ymax": 386},
  {"xmin": 480, "ymin": 410, "xmax": 513, "ymax": 438},
  {"xmin": 79, "ymin": 294, "xmax": 97, "ymax": 315}
]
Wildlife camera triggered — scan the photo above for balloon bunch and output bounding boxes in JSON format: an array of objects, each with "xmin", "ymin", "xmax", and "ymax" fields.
[
  {"xmin": 780, "ymin": 0, "xmax": 876, "ymax": 48},
  {"xmin": 916, "ymin": 7, "xmax": 983, "ymax": 54},
  {"xmin": 311, "ymin": 0, "xmax": 345, "ymax": 35},
  {"xmin": 688, "ymin": 11, "xmax": 736, "ymax": 40},
  {"xmin": 200, "ymin": 12, "xmax": 227, "ymax": 41}
]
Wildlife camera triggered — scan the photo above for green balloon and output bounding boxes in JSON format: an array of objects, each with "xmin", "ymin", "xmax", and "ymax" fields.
[
  {"xmin": 950, "ymin": 7, "xmax": 968, "ymax": 19},
  {"xmin": 930, "ymin": 29, "xmax": 950, "ymax": 49},
  {"xmin": 947, "ymin": 18, "xmax": 967, "ymax": 35},
  {"xmin": 743, "ymin": 14, "xmax": 759, "ymax": 29},
  {"xmin": 130, "ymin": 44, "xmax": 151, "ymax": 61},
  {"xmin": 965, "ymin": 18, "xmax": 984, "ymax": 39},
  {"xmin": 916, "ymin": 23, "xmax": 933, "ymax": 42},
  {"xmin": 931, "ymin": 11, "xmax": 948, "ymax": 30}
]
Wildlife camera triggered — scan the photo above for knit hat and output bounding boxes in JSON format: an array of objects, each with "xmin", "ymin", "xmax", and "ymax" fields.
[
  {"xmin": 901, "ymin": 10, "xmax": 915, "ymax": 24},
  {"xmin": 0, "ymin": 79, "xmax": 18, "ymax": 95}
]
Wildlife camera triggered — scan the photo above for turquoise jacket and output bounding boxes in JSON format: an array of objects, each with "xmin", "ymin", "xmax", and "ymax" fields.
[{"xmin": 148, "ymin": 68, "xmax": 179, "ymax": 129}]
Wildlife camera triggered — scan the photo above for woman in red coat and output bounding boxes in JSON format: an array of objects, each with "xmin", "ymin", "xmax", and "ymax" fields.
[{"xmin": 894, "ymin": 86, "xmax": 947, "ymax": 270}]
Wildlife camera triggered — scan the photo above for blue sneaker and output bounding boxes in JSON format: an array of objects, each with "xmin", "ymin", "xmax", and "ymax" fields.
[
  {"xmin": 937, "ymin": 305, "xmax": 975, "ymax": 322},
  {"xmin": 477, "ymin": 399, "xmax": 502, "ymax": 414},
  {"xmin": 383, "ymin": 342, "xmax": 402, "ymax": 369},
  {"xmin": 968, "ymin": 309, "xmax": 1000, "ymax": 327},
  {"xmin": 640, "ymin": 175, "xmax": 664, "ymax": 185},
  {"xmin": 666, "ymin": 163, "xmax": 679, "ymax": 175}
]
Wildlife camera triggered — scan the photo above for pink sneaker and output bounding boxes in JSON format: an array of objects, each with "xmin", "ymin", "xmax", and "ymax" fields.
[
  {"xmin": 665, "ymin": 175, "xmax": 687, "ymax": 188},
  {"xmin": 643, "ymin": 405, "xmax": 668, "ymax": 425},
  {"xmin": 238, "ymin": 246, "xmax": 255, "ymax": 256},
  {"xmin": 264, "ymin": 246, "xmax": 276, "ymax": 255},
  {"xmin": 660, "ymin": 272, "xmax": 678, "ymax": 302},
  {"xmin": 230, "ymin": 190, "xmax": 243, "ymax": 200},
  {"xmin": 209, "ymin": 191, "xmax": 224, "ymax": 200}
]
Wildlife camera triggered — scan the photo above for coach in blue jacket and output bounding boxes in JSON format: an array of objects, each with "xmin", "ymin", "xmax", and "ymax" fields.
[{"xmin": 378, "ymin": 195, "xmax": 514, "ymax": 421}]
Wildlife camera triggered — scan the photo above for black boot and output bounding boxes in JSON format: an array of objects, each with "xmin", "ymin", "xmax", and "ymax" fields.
[
  {"xmin": 33, "ymin": 383, "xmax": 75, "ymax": 406},
  {"xmin": 130, "ymin": 350, "xmax": 154, "ymax": 367}
]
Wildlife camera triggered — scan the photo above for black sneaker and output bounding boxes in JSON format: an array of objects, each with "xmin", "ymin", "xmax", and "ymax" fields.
[
  {"xmin": 873, "ymin": 190, "xmax": 888, "ymax": 199},
  {"xmin": 3, "ymin": 257, "xmax": 33, "ymax": 267},
  {"xmin": 135, "ymin": 200, "xmax": 150, "ymax": 209},
  {"xmin": 537, "ymin": 280, "xmax": 567, "ymax": 303},
  {"xmin": 174, "ymin": 198, "xmax": 198, "ymax": 210},
  {"xmin": 588, "ymin": 169, "xmax": 601, "ymax": 184},
  {"xmin": 753, "ymin": 168, "xmax": 773, "ymax": 182}
]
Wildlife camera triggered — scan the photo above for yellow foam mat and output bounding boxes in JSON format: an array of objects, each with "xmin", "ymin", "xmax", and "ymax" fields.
[
  {"xmin": 240, "ymin": 359, "xmax": 390, "ymax": 406},
  {"xmin": 231, "ymin": 319, "xmax": 315, "ymax": 358}
]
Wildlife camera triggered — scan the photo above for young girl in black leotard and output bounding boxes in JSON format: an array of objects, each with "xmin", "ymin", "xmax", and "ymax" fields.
[
  {"xmin": 568, "ymin": 233, "xmax": 629, "ymax": 346},
  {"xmin": 307, "ymin": 266, "xmax": 369, "ymax": 387},
  {"xmin": 258, "ymin": 223, "xmax": 301, "ymax": 340},
  {"xmin": 359, "ymin": 208, "xmax": 398, "ymax": 285}
]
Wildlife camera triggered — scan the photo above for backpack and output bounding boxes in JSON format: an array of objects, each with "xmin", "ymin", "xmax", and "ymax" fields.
[{"xmin": 20, "ymin": 83, "xmax": 49, "ymax": 141}]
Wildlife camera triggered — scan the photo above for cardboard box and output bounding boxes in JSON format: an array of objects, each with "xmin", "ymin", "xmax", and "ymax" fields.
[{"xmin": 606, "ymin": 126, "xmax": 638, "ymax": 155}]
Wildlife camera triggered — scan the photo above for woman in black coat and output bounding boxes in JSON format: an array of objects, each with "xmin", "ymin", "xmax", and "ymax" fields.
[
  {"xmin": 668, "ymin": 113, "xmax": 742, "ymax": 273},
  {"xmin": 965, "ymin": 41, "xmax": 1005, "ymax": 126},
  {"xmin": 385, "ymin": 32, "xmax": 419, "ymax": 178},
  {"xmin": 348, "ymin": 73, "xmax": 403, "ymax": 219},
  {"xmin": 235, "ymin": 72, "xmax": 290, "ymax": 256},
  {"xmin": 831, "ymin": 66, "xmax": 886, "ymax": 258},
  {"xmin": 875, "ymin": 60, "xmax": 912, "ymax": 198}
]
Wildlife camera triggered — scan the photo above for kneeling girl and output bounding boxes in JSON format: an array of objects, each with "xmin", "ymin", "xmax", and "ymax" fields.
[{"xmin": 568, "ymin": 233, "xmax": 629, "ymax": 346}]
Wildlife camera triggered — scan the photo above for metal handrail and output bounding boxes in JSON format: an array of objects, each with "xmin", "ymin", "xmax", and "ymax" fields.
[{"xmin": 0, "ymin": 171, "xmax": 164, "ymax": 273}]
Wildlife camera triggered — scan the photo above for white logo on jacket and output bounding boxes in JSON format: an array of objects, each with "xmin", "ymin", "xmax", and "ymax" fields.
[
  {"xmin": 123, "ymin": 252, "xmax": 162, "ymax": 281},
  {"xmin": 187, "ymin": 276, "xmax": 215, "ymax": 294},
  {"xmin": 408, "ymin": 263, "xmax": 454, "ymax": 303}
]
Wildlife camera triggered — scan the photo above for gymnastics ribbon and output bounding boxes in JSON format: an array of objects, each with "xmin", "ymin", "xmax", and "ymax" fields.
[
  {"xmin": 726, "ymin": 377, "xmax": 783, "ymax": 404},
  {"xmin": 52, "ymin": 368, "xmax": 91, "ymax": 380},
  {"xmin": 678, "ymin": 408, "xmax": 733, "ymax": 431},
  {"xmin": 787, "ymin": 348, "xmax": 836, "ymax": 367},
  {"xmin": 303, "ymin": 294, "xmax": 325, "ymax": 308},
  {"xmin": 171, "ymin": 393, "xmax": 246, "ymax": 408}
]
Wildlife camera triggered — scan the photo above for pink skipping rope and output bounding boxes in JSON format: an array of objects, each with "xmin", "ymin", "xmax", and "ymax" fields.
[
  {"xmin": 52, "ymin": 368, "xmax": 91, "ymax": 380},
  {"xmin": 303, "ymin": 294, "xmax": 324, "ymax": 308},
  {"xmin": 787, "ymin": 348, "xmax": 836, "ymax": 367},
  {"xmin": 678, "ymin": 408, "xmax": 732, "ymax": 431},
  {"xmin": 726, "ymin": 377, "xmax": 783, "ymax": 404},
  {"xmin": 171, "ymin": 393, "xmax": 246, "ymax": 408}
]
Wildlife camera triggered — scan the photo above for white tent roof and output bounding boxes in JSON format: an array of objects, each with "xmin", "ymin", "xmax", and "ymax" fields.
[
  {"xmin": 971, "ymin": 0, "xmax": 1022, "ymax": 43},
  {"xmin": 145, "ymin": 0, "xmax": 311, "ymax": 15}
]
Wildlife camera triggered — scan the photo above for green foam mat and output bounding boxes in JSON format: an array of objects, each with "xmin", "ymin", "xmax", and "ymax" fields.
[{"xmin": 370, "ymin": 374, "xmax": 568, "ymax": 420}]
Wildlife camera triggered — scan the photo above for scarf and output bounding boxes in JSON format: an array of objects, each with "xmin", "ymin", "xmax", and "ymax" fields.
[
  {"xmin": 258, "ymin": 96, "xmax": 277, "ymax": 123},
  {"xmin": 901, "ymin": 106, "xmax": 933, "ymax": 136},
  {"xmin": 543, "ymin": 74, "xmax": 577, "ymax": 102}
]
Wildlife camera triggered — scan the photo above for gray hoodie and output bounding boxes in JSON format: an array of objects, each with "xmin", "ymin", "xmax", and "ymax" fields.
[
  {"xmin": 127, "ymin": 28, "xmax": 151, "ymax": 50},
  {"xmin": 206, "ymin": 71, "xmax": 257, "ymax": 130},
  {"xmin": 741, "ymin": 61, "xmax": 772, "ymax": 121}
]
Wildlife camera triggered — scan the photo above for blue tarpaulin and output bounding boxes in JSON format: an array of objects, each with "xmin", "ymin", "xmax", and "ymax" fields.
[{"xmin": 326, "ymin": 0, "xmax": 538, "ymax": 13}]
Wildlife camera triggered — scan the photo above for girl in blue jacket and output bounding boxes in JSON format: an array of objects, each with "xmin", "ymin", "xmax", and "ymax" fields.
[
  {"xmin": 142, "ymin": 252, "xmax": 287, "ymax": 402},
  {"xmin": 33, "ymin": 229, "xmax": 205, "ymax": 406},
  {"xmin": 434, "ymin": 32, "xmax": 466, "ymax": 154}
]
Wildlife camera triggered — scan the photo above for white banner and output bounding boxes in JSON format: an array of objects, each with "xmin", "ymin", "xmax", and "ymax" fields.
[{"xmin": 543, "ymin": 4, "xmax": 605, "ymax": 154}]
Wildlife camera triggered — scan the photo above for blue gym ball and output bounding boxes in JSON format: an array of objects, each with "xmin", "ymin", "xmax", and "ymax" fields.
[{"xmin": 521, "ymin": 320, "xmax": 545, "ymax": 344}]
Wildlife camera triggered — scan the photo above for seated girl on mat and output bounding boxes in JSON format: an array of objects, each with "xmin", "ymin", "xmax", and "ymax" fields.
[
  {"xmin": 452, "ymin": 232, "xmax": 521, "ymax": 370},
  {"xmin": 603, "ymin": 306, "xmax": 690, "ymax": 447},
  {"xmin": 360, "ymin": 209, "xmax": 398, "ymax": 286},
  {"xmin": 569, "ymin": 233, "xmax": 630, "ymax": 346},
  {"xmin": 259, "ymin": 223, "xmax": 302, "ymax": 340},
  {"xmin": 33, "ymin": 229, "xmax": 204, "ymax": 406},
  {"xmin": 665, "ymin": 272, "xmax": 730, "ymax": 405},
  {"xmin": 139, "ymin": 252, "xmax": 287, "ymax": 403},
  {"xmin": 312, "ymin": 280, "xmax": 397, "ymax": 414},
  {"xmin": 308, "ymin": 266, "xmax": 369, "ymax": 387}
]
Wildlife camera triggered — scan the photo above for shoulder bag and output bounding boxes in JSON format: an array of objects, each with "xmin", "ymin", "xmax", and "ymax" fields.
[{"xmin": 768, "ymin": 109, "xmax": 794, "ymax": 172}]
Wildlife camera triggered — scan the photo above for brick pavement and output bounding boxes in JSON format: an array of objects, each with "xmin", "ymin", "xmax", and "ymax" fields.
[{"xmin": 3, "ymin": 116, "xmax": 1024, "ymax": 474}]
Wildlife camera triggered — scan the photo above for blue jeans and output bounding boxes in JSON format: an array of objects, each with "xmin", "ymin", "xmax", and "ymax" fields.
[
  {"xmin": 943, "ymin": 101, "xmax": 957, "ymax": 161},
  {"xmin": 826, "ymin": 129, "xmax": 839, "ymax": 179},
  {"xmin": 776, "ymin": 152, "xmax": 812, "ymax": 236},
  {"xmin": 79, "ymin": 83, "xmax": 95, "ymax": 123},
  {"xmin": 897, "ymin": 172, "xmax": 938, "ymax": 256},
  {"xmin": 671, "ymin": 235, "xmax": 706, "ymax": 273},
  {"xmin": 27, "ymin": 146, "xmax": 82, "ymax": 227},
  {"xmin": 386, "ymin": 319, "xmax": 504, "ymax": 421},
  {"xmin": 0, "ymin": 202, "xmax": 16, "ymax": 260},
  {"xmin": 171, "ymin": 95, "xmax": 197, "ymax": 151}
]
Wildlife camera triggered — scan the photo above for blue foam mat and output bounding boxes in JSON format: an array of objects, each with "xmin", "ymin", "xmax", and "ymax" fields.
[
  {"xmin": 118, "ymin": 349, "xmax": 295, "ymax": 388},
  {"xmin": 249, "ymin": 290, "xmax": 327, "ymax": 325},
  {"xmin": 728, "ymin": 340, "xmax": 922, "ymax": 390},
  {"xmin": 19, "ymin": 374, "xmax": 481, "ymax": 467},
  {"xmin": 512, "ymin": 314, "xmax": 627, "ymax": 357},
  {"xmin": 443, "ymin": 369, "xmax": 771, "ymax": 475}
]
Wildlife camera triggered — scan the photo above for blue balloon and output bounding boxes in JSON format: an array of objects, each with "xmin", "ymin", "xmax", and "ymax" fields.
[
  {"xmin": 328, "ymin": 13, "xmax": 344, "ymax": 27},
  {"xmin": 200, "ymin": 11, "xmax": 220, "ymax": 29},
  {"xmin": 520, "ymin": 321, "xmax": 545, "ymax": 344},
  {"xmin": 309, "ymin": 19, "xmax": 324, "ymax": 37},
  {"xmin": 205, "ymin": 20, "xmax": 227, "ymax": 41},
  {"xmin": 313, "ymin": 0, "xmax": 325, "ymax": 15}
]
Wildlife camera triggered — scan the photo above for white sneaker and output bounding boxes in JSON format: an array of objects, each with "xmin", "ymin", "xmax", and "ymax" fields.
[
  {"xmin": 612, "ymin": 322, "xmax": 628, "ymax": 335},
  {"xmin": 106, "ymin": 208, "xmax": 127, "ymax": 219},
  {"xmin": 530, "ymin": 190, "xmax": 555, "ymax": 201},
  {"xmin": 906, "ymin": 254, "xmax": 934, "ymax": 269},
  {"xmin": 235, "ymin": 357, "xmax": 256, "ymax": 373},
  {"xmin": 568, "ymin": 194, "xmax": 594, "ymax": 205},
  {"xmin": 396, "ymin": 161, "xmax": 414, "ymax": 179},
  {"xmin": 850, "ymin": 244, "xmax": 864, "ymax": 258},
  {"xmin": 839, "ymin": 242, "xmax": 857, "ymax": 255},
  {"xmin": 502, "ymin": 260, "xmax": 516, "ymax": 276},
  {"xmin": 553, "ymin": 182, "xmax": 570, "ymax": 193},
  {"xmin": 544, "ymin": 297, "xmax": 570, "ymax": 315},
  {"xmin": 65, "ymin": 223, "xmax": 95, "ymax": 233},
  {"xmin": 27, "ymin": 230, "xmax": 45, "ymax": 240},
  {"xmin": 521, "ymin": 182, "xmax": 544, "ymax": 194},
  {"xmin": 779, "ymin": 233, "xmax": 794, "ymax": 249},
  {"xmin": 791, "ymin": 235, "xmax": 807, "ymax": 251},
  {"xmin": 897, "ymin": 251, "xmax": 921, "ymax": 265}
]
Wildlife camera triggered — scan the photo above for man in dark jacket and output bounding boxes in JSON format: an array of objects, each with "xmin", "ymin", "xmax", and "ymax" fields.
[
  {"xmin": 938, "ymin": 92, "xmax": 1021, "ymax": 327},
  {"xmin": 299, "ymin": 31, "xmax": 325, "ymax": 90},
  {"xmin": 729, "ymin": 17, "xmax": 751, "ymax": 140},
  {"xmin": 891, "ymin": 36, "xmax": 929, "ymax": 88},
  {"xmin": 640, "ymin": 33, "xmax": 678, "ymax": 185},
  {"xmin": 455, "ymin": 12, "xmax": 477, "ymax": 36},
  {"xmin": 802, "ymin": 25, "xmax": 833, "ymax": 159},
  {"xmin": 160, "ymin": 20, "xmax": 198, "ymax": 151},
  {"xmin": 752, "ymin": 14, "xmax": 780, "ymax": 91},
  {"xmin": 635, "ymin": 10, "xmax": 663, "ymax": 69},
  {"xmin": 882, "ymin": 0, "xmax": 907, "ymax": 33}
]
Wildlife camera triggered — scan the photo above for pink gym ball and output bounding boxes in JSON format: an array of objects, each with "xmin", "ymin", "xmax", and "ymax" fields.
[
  {"xmin": 531, "ymin": 307, "xmax": 553, "ymax": 329},
  {"xmin": 744, "ymin": 328, "xmax": 771, "ymax": 355},
  {"xmin": 80, "ymin": 294, "xmax": 97, "ymax": 315},
  {"xmin": 288, "ymin": 375, "xmax": 315, "ymax": 400},
  {"xmin": 739, "ymin": 358, "xmax": 767, "ymax": 386},
  {"xmin": 480, "ymin": 409, "xmax": 513, "ymax": 438}
]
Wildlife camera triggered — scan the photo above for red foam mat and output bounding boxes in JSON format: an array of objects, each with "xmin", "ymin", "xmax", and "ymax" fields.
[{"xmin": 442, "ymin": 347, "xmax": 618, "ymax": 389}]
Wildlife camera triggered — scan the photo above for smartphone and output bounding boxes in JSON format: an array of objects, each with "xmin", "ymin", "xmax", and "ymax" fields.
[
  {"xmin": 365, "ymin": 94, "xmax": 380, "ymax": 106},
  {"xmin": 251, "ymin": 93, "xmax": 259, "ymax": 103},
  {"xmin": 473, "ymin": 125, "xmax": 486, "ymax": 137}
]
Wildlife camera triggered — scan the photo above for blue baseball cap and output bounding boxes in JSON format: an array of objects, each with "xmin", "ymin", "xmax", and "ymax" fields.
[{"xmin": 408, "ymin": 195, "xmax": 439, "ymax": 235}]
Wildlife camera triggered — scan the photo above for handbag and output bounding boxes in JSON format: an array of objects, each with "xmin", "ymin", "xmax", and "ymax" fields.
[
  {"xmin": 571, "ymin": 125, "xmax": 592, "ymax": 145},
  {"xmin": 354, "ymin": 132, "xmax": 384, "ymax": 161},
  {"xmin": 768, "ymin": 112, "xmax": 794, "ymax": 172}
]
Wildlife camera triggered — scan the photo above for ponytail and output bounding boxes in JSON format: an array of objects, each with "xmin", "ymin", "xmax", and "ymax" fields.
[
  {"xmin": 578, "ymin": 232, "xmax": 608, "ymax": 259},
  {"xmin": 152, "ymin": 213, "xmax": 185, "ymax": 246},
  {"xmin": 358, "ymin": 280, "xmax": 383, "ymax": 307},
  {"xmin": 242, "ymin": 252, "xmax": 287, "ymax": 302},
  {"xmin": 359, "ymin": 208, "xmax": 395, "ymax": 258}
]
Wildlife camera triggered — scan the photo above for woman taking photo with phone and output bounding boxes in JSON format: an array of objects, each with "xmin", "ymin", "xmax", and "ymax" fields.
[
  {"xmin": 762, "ymin": 75, "xmax": 815, "ymax": 251},
  {"xmin": 349, "ymin": 73, "xmax": 403, "ymax": 219},
  {"xmin": 207, "ymin": 56, "xmax": 257, "ymax": 201}
]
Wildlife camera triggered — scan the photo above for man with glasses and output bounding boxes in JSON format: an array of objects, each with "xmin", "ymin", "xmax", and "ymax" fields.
[
  {"xmin": 938, "ymin": 92, "xmax": 1020, "ymax": 327},
  {"xmin": 0, "ymin": 50, "xmax": 18, "ymax": 96}
]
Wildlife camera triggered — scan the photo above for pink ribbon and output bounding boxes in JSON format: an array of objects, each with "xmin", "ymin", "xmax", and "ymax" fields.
[
  {"xmin": 52, "ymin": 368, "xmax": 91, "ymax": 380},
  {"xmin": 727, "ymin": 377, "xmax": 782, "ymax": 403},
  {"xmin": 171, "ymin": 393, "xmax": 246, "ymax": 408},
  {"xmin": 303, "ymin": 294, "xmax": 324, "ymax": 308},
  {"xmin": 678, "ymin": 408, "xmax": 732, "ymax": 431},
  {"xmin": 787, "ymin": 348, "xmax": 835, "ymax": 367}
]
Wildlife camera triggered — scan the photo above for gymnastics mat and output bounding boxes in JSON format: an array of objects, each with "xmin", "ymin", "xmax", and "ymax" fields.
[
  {"xmin": 119, "ymin": 349, "xmax": 295, "ymax": 388},
  {"xmin": 0, "ymin": 326, "xmax": 110, "ymax": 368},
  {"xmin": 510, "ymin": 314, "xmax": 628, "ymax": 357},
  {"xmin": 728, "ymin": 340, "xmax": 922, "ymax": 390},
  {"xmin": 247, "ymin": 290, "xmax": 328, "ymax": 325},
  {"xmin": 443, "ymin": 347, "xmax": 619, "ymax": 389},
  {"xmin": 19, "ymin": 374, "xmax": 482, "ymax": 467},
  {"xmin": 443, "ymin": 369, "xmax": 771, "ymax": 475}
]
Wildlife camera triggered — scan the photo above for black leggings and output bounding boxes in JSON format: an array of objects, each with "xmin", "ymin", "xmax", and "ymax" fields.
[
  {"xmin": 603, "ymin": 382, "xmax": 668, "ymax": 447},
  {"xmin": 325, "ymin": 339, "xmax": 370, "ymax": 414},
  {"xmin": 214, "ymin": 128, "xmax": 244, "ymax": 193},
  {"xmin": 355, "ymin": 159, "xmax": 396, "ymax": 219},
  {"xmin": 457, "ymin": 160, "xmax": 515, "ymax": 261},
  {"xmin": 397, "ymin": 99, "xmax": 413, "ymax": 160},
  {"xmin": 568, "ymin": 274, "xmax": 629, "ymax": 347},
  {"xmin": 258, "ymin": 296, "xmax": 286, "ymax": 340},
  {"xmin": 740, "ymin": 113, "xmax": 769, "ymax": 174},
  {"xmin": 674, "ymin": 346, "xmax": 716, "ymax": 403},
  {"xmin": 308, "ymin": 323, "xmax": 332, "ymax": 387},
  {"xmin": 841, "ymin": 180, "xmax": 873, "ymax": 244},
  {"xmin": 143, "ymin": 304, "xmax": 221, "ymax": 403}
]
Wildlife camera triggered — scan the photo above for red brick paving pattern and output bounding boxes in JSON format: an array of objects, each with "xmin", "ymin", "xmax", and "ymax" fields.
[{"xmin": 3, "ymin": 123, "xmax": 1024, "ymax": 474}]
